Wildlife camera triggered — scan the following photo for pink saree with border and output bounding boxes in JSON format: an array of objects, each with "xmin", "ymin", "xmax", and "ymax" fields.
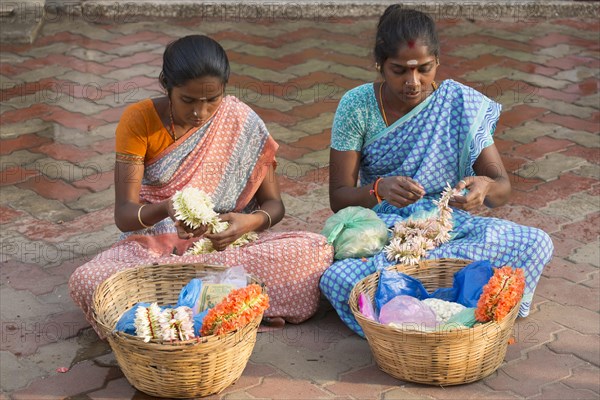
[{"xmin": 69, "ymin": 96, "xmax": 333, "ymax": 335}]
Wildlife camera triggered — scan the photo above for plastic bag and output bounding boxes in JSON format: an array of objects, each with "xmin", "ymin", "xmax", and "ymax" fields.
[
  {"xmin": 321, "ymin": 206, "xmax": 389, "ymax": 260},
  {"xmin": 177, "ymin": 278, "xmax": 203, "ymax": 314},
  {"xmin": 379, "ymin": 295, "xmax": 437, "ymax": 328},
  {"xmin": 375, "ymin": 260, "xmax": 494, "ymax": 311},
  {"xmin": 115, "ymin": 302, "xmax": 151, "ymax": 335},
  {"xmin": 358, "ymin": 292, "xmax": 378, "ymax": 322},
  {"xmin": 375, "ymin": 268, "xmax": 430, "ymax": 311}
]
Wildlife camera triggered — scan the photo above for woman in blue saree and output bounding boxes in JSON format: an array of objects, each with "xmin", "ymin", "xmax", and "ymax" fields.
[{"xmin": 320, "ymin": 7, "xmax": 553, "ymax": 336}]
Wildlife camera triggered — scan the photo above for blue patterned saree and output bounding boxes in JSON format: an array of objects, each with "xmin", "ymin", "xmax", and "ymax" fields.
[{"xmin": 320, "ymin": 80, "xmax": 553, "ymax": 336}]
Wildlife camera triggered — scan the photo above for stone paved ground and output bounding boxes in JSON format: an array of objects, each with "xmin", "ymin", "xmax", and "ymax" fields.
[{"xmin": 0, "ymin": 12, "xmax": 599, "ymax": 400}]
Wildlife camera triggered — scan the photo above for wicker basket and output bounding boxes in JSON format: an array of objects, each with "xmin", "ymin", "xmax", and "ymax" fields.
[
  {"xmin": 349, "ymin": 258, "xmax": 519, "ymax": 386},
  {"xmin": 92, "ymin": 263, "xmax": 265, "ymax": 398}
]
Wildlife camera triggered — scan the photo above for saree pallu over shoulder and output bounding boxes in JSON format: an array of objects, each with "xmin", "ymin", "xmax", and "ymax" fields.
[
  {"xmin": 140, "ymin": 95, "xmax": 278, "ymax": 213},
  {"xmin": 360, "ymin": 79, "xmax": 501, "ymax": 195}
]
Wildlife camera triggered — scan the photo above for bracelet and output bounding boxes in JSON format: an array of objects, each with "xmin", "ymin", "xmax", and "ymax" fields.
[
  {"xmin": 252, "ymin": 209, "xmax": 272, "ymax": 229},
  {"xmin": 373, "ymin": 177, "xmax": 384, "ymax": 203},
  {"xmin": 137, "ymin": 204, "xmax": 153, "ymax": 229}
]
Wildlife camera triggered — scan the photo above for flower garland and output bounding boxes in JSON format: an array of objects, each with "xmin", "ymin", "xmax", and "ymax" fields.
[
  {"xmin": 201, "ymin": 284, "xmax": 269, "ymax": 336},
  {"xmin": 134, "ymin": 303, "xmax": 195, "ymax": 342},
  {"xmin": 172, "ymin": 187, "xmax": 259, "ymax": 255},
  {"xmin": 475, "ymin": 266, "xmax": 525, "ymax": 322},
  {"xmin": 384, "ymin": 183, "xmax": 457, "ymax": 265}
]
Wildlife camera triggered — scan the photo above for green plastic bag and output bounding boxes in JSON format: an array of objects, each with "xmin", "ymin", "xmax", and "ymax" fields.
[{"xmin": 321, "ymin": 206, "xmax": 389, "ymax": 260}]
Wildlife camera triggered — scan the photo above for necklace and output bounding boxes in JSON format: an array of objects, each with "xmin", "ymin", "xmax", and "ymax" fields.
[
  {"xmin": 168, "ymin": 102, "xmax": 177, "ymax": 141},
  {"xmin": 379, "ymin": 82, "xmax": 389, "ymax": 127},
  {"xmin": 379, "ymin": 81, "xmax": 438, "ymax": 127}
]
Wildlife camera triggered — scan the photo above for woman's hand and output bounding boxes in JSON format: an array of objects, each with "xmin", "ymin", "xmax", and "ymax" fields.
[
  {"xmin": 377, "ymin": 176, "xmax": 425, "ymax": 208},
  {"xmin": 204, "ymin": 212, "xmax": 255, "ymax": 251},
  {"xmin": 449, "ymin": 176, "xmax": 494, "ymax": 211},
  {"xmin": 166, "ymin": 198, "xmax": 209, "ymax": 240}
]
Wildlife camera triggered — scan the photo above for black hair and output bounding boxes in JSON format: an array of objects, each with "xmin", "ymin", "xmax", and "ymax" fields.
[
  {"xmin": 159, "ymin": 35, "xmax": 230, "ymax": 93},
  {"xmin": 374, "ymin": 6, "xmax": 439, "ymax": 66}
]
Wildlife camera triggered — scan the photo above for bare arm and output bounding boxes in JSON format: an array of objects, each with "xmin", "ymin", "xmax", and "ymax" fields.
[
  {"xmin": 329, "ymin": 149, "xmax": 377, "ymax": 212},
  {"xmin": 114, "ymin": 161, "xmax": 171, "ymax": 232},
  {"xmin": 206, "ymin": 163, "xmax": 284, "ymax": 250},
  {"xmin": 329, "ymin": 149, "xmax": 425, "ymax": 212},
  {"xmin": 449, "ymin": 144, "xmax": 511, "ymax": 211}
]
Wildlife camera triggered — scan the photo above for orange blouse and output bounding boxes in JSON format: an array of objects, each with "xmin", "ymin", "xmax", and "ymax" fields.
[{"xmin": 115, "ymin": 99, "xmax": 174, "ymax": 164}]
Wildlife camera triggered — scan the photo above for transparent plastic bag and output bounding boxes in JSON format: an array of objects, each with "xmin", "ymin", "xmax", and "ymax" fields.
[
  {"xmin": 379, "ymin": 295, "xmax": 437, "ymax": 328},
  {"xmin": 321, "ymin": 206, "xmax": 389, "ymax": 260}
]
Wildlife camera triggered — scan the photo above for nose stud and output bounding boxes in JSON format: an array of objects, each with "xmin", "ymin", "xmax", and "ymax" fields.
[{"xmin": 193, "ymin": 111, "xmax": 199, "ymax": 117}]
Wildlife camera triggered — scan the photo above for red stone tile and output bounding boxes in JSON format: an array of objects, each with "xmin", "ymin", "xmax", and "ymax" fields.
[
  {"xmin": 530, "ymin": 32, "xmax": 597, "ymax": 48},
  {"xmin": 40, "ymin": 108, "xmax": 106, "ymax": 131},
  {"xmin": 288, "ymin": 71, "xmax": 363, "ymax": 92},
  {"xmin": 276, "ymin": 142, "xmax": 311, "ymax": 161},
  {"xmin": 0, "ymin": 206, "xmax": 25, "ymax": 224},
  {"xmin": 493, "ymin": 137, "xmax": 515, "ymax": 154},
  {"xmin": 88, "ymin": 138, "xmax": 115, "ymax": 154},
  {"xmin": 0, "ymin": 134, "xmax": 53, "ymax": 156},
  {"xmin": 253, "ymin": 106, "xmax": 299, "ymax": 127},
  {"xmin": 500, "ymin": 105, "xmax": 548, "ymax": 128},
  {"xmin": 93, "ymin": 105, "xmax": 128, "ymax": 124},
  {"xmin": 536, "ymin": 276, "xmax": 598, "ymax": 312},
  {"xmin": 535, "ymin": 87, "xmax": 581, "ymax": 103},
  {"xmin": 72, "ymin": 170, "xmax": 114, "ymax": 192},
  {"xmin": 543, "ymin": 258, "xmax": 597, "ymax": 283},
  {"xmin": 460, "ymin": 54, "xmax": 505, "ymax": 72},
  {"xmin": 228, "ymin": 51, "xmax": 291, "ymax": 71},
  {"xmin": 509, "ymin": 173, "xmax": 597, "ymax": 209},
  {"xmin": 17, "ymin": 175, "xmax": 90, "ymax": 202},
  {"xmin": 478, "ymin": 205, "xmax": 569, "ymax": 234},
  {"xmin": 278, "ymin": 48, "xmax": 372, "ymax": 70},
  {"xmin": 15, "ymin": 206, "xmax": 113, "ymax": 243},
  {"xmin": 546, "ymin": 55, "xmax": 599, "ymax": 71},
  {"xmin": 33, "ymin": 31, "xmax": 86, "ymax": 47},
  {"xmin": 550, "ymin": 236, "xmax": 585, "ymax": 259},
  {"xmin": 29, "ymin": 142, "xmax": 99, "ymax": 164},
  {"xmin": 106, "ymin": 52, "xmax": 161, "ymax": 69},
  {"xmin": 563, "ymin": 365, "xmax": 600, "ymax": 393},
  {"xmin": 554, "ymin": 212, "xmax": 600, "ymax": 243},
  {"xmin": 1, "ymin": 260, "xmax": 66, "ymax": 295},
  {"xmin": 565, "ymin": 78, "xmax": 599, "ymax": 96},
  {"xmin": 0, "ymin": 104, "xmax": 52, "ymax": 124},
  {"xmin": 561, "ymin": 145, "xmax": 600, "ymax": 164},
  {"xmin": 485, "ymin": 347, "xmax": 582, "ymax": 398},
  {"xmin": 1, "ymin": 310, "xmax": 90, "ymax": 357},
  {"xmin": 536, "ymin": 382, "xmax": 599, "ymax": 400},
  {"xmin": 246, "ymin": 373, "xmax": 333, "ymax": 399},
  {"xmin": 21, "ymin": 54, "xmax": 115, "ymax": 75},
  {"xmin": 502, "ymin": 59, "xmax": 561, "ymax": 77},
  {"xmin": 12, "ymin": 360, "xmax": 108, "ymax": 399},
  {"xmin": 554, "ymin": 19, "xmax": 600, "ymax": 31},
  {"xmin": 290, "ymin": 129, "xmax": 331, "ymax": 151},
  {"xmin": 327, "ymin": 365, "xmax": 400, "ymax": 398},
  {"xmin": 110, "ymin": 30, "xmax": 165, "ymax": 45},
  {"xmin": 0, "ymin": 166, "xmax": 40, "ymax": 186},
  {"xmin": 507, "ymin": 172, "xmax": 543, "ymax": 192},
  {"xmin": 500, "ymin": 154, "xmax": 528, "ymax": 173},
  {"xmin": 88, "ymin": 377, "xmax": 136, "ymax": 400},
  {"xmin": 512, "ymin": 137, "xmax": 574, "ymax": 161},
  {"xmin": 290, "ymin": 101, "xmax": 338, "ymax": 119},
  {"xmin": 548, "ymin": 328, "xmax": 600, "ymax": 366}
]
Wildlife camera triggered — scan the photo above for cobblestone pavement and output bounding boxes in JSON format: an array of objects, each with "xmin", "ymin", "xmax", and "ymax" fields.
[{"xmin": 1, "ymin": 13, "xmax": 599, "ymax": 400}]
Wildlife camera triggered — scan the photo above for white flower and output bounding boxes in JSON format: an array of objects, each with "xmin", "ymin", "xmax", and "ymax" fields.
[
  {"xmin": 158, "ymin": 306, "xmax": 195, "ymax": 341},
  {"xmin": 385, "ymin": 183, "xmax": 455, "ymax": 264},
  {"xmin": 134, "ymin": 303, "xmax": 162, "ymax": 342}
]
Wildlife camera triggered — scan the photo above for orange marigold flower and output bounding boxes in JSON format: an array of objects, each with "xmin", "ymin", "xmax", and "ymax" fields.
[
  {"xmin": 201, "ymin": 284, "xmax": 269, "ymax": 336},
  {"xmin": 475, "ymin": 266, "xmax": 525, "ymax": 323}
]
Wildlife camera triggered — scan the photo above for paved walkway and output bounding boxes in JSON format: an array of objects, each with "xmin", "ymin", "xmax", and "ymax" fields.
[{"xmin": 1, "ymin": 13, "xmax": 599, "ymax": 400}]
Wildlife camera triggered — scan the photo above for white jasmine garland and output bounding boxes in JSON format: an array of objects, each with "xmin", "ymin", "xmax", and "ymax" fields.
[
  {"xmin": 158, "ymin": 306, "xmax": 195, "ymax": 341},
  {"xmin": 134, "ymin": 302, "xmax": 163, "ymax": 342},
  {"xmin": 385, "ymin": 183, "xmax": 459, "ymax": 264},
  {"xmin": 172, "ymin": 187, "xmax": 259, "ymax": 255}
]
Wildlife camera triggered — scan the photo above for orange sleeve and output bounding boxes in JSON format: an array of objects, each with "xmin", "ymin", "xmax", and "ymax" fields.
[{"xmin": 115, "ymin": 101, "xmax": 149, "ymax": 164}]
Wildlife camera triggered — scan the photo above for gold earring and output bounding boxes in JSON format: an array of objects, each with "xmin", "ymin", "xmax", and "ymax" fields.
[{"xmin": 375, "ymin": 63, "xmax": 381, "ymax": 71}]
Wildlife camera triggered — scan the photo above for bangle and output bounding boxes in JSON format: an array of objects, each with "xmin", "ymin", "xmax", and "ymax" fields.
[
  {"xmin": 373, "ymin": 177, "xmax": 384, "ymax": 203},
  {"xmin": 252, "ymin": 209, "xmax": 272, "ymax": 229},
  {"xmin": 137, "ymin": 204, "xmax": 153, "ymax": 229}
]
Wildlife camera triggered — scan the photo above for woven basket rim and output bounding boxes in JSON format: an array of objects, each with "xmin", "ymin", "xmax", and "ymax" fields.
[
  {"xmin": 349, "ymin": 258, "xmax": 519, "ymax": 336},
  {"xmin": 91, "ymin": 262, "xmax": 265, "ymax": 344}
]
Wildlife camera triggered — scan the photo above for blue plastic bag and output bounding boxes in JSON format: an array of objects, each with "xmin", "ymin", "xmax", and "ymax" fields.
[
  {"xmin": 375, "ymin": 260, "xmax": 494, "ymax": 311},
  {"xmin": 193, "ymin": 309, "xmax": 209, "ymax": 336},
  {"xmin": 177, "ymin": 278, "xmax": 203, "ymax": 314}
]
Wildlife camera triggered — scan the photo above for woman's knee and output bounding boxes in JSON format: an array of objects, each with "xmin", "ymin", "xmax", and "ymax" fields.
[{"xmin": 529, "ymin": 228, "xmax": 554, "ymax": 264}]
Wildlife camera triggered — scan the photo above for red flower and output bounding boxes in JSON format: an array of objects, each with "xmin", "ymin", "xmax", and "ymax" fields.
[
  {"xmin": 201, "ymin": 284, "xmax": 269, "ymax": 336},
  {"xmin": 475, "ymin": 266, "xmax": 525, "ymax": 323}
]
